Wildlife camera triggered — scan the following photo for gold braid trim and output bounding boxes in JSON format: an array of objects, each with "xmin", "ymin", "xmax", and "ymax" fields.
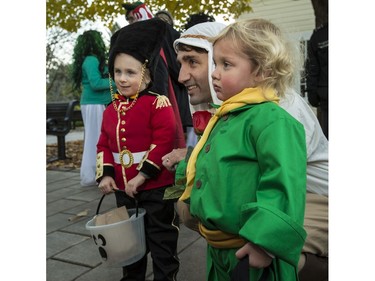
[
  {"xmin": 95, "ymin": 151, "xmax": 104, "ymax": 181},
  {"xmin": 180, "ymin": 34, "xmax": 209, "ymax": 40},
  {"xmin": 137, "ymin": 144, "xmax": 157, "ymax": 170}
]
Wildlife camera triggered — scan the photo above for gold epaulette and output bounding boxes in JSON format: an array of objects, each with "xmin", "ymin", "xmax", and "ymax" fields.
[{"xmin": 149, "ymin": 91, "xmax": 172, "ymax": 109}]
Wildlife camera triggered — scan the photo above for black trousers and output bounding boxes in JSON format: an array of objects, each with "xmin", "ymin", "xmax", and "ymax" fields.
[
  {"xmin": 298, "ymin": 253, "xmax": 328, "ymax": 281},
  {"xmin": 116, "ymin": 187, "xmax": 180, "ymax": 281}
]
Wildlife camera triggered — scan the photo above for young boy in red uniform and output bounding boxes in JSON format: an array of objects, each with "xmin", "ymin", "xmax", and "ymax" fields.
[{"xmin": 96, "ymin": 18, "xmax": 179, "ymax": 281}]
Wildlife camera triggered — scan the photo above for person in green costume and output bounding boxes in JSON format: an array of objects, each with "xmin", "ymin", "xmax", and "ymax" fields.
[
  {"xmin": 71, "ymin": 30, "xmax": 113, "ymax": 187},
  {"xmin": 177, "ymin": 18, "xmax": 307, "ymax": 280},
  {"xmin": 163, "ymin": 19, "xmax": 328, "ymax": 280}
]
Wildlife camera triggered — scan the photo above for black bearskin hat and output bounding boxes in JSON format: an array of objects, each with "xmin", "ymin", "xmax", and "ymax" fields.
[
  {"xmin": 108, "ymin": 18, "xmax": 167, "ymax": 81},
  {"xmin": 184, "ymin": 13, "xmax": 216, "ymax": 31}
]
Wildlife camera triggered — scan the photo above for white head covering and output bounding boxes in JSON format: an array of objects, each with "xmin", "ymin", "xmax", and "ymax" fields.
[{"xmin": 174, "ymin": 22, "xmax": 226, "ymax": 111}]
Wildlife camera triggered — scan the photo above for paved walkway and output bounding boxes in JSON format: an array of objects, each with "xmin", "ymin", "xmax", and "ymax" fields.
[
  {"xmin": 47, "ymin": 128, "xmax": 85, "ymax": 145},
  {"xmin": 46, "ymin": 131, "xmax": 207, "ymax": 281}
]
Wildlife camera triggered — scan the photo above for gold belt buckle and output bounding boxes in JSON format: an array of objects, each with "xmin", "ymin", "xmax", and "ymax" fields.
[{"xmin": 119, "ymin": 150, "xmax": 134, "ymax": 168}]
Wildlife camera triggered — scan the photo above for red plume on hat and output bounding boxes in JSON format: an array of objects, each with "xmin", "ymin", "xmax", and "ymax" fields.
[{"xmin": 108, "ymin": 18, "xmax": 166, "ymax": 81}]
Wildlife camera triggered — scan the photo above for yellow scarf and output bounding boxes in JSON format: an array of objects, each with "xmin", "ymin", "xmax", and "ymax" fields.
[{"xmin": 179, "ymin": 87, "xmax": 279, "ymax": 201}]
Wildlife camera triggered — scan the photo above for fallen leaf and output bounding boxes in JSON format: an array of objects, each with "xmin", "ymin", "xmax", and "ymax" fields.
[{"xmin": 68, "ymin": 208, "xmax": 90, "ymax": 222}]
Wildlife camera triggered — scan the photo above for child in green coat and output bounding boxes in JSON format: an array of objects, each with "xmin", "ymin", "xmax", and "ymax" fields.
[{"xmin": 180, "ymin": 18, "xmax": 307, "ymax": 280}]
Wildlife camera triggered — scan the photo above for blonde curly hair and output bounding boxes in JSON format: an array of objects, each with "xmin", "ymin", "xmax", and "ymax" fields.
[{"xmin": 211, "ymin": 18, "xmax": 302, "ymax": 98}]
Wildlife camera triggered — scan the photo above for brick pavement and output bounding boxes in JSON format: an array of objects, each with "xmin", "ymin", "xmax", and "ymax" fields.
[{"xmin": 46, "ymin": 169, "xmax": 207, "ymax": 281}]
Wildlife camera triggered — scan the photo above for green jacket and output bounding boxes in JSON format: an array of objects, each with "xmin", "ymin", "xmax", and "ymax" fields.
[
  {"xmin": 80, "ymin": 56, "xmax": 112, "ymax": 105},
  {"xmin": 190, "ymin": 102, "xmax": 307, "ymax": 280}
]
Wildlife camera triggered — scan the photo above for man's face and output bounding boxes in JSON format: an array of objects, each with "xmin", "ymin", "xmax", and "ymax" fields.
[
  {"xmin": 126, "ymin": 11, "xmax": 136, "ymax": 24},
  {"xmin": 177, "ymin": 49, "xmax": 211, "ymax": 106}
]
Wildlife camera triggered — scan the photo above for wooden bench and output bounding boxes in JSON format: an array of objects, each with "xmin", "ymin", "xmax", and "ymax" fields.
[
  {"xmin": 47, "ymin": 100, "xmax": 79, "ymax": 162},
  {"xmin": 71, "ymin": 107, "xmax": 83, "ymax": 129}
]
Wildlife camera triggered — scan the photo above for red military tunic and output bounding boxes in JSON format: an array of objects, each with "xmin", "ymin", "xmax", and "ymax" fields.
[{"xmin": 96, "ymin": 90, "xmax": 176, "ymax": 191}]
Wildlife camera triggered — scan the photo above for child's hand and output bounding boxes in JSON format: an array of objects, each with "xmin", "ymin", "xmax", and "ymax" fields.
[
  {"xmin": 98, "ymin": 176, "xmax": 118, "ymax": 194},
  {"xmin": 235, "ymin": 241, "xmax": 272, "ymax": 268},
  {"xmin": 125, "ymin": 173, "xmax": 146, "ymax": 198}
]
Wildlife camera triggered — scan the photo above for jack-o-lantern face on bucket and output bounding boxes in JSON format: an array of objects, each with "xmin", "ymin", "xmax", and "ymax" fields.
[{"xmin": 92, "ymin": 234, "xmax": 107, "ymax": 260}]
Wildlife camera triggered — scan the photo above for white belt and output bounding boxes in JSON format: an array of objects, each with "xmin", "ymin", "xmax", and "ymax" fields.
[{"xmin": 113, "ymin": 150, "xmax": 147, "ymax": 168}]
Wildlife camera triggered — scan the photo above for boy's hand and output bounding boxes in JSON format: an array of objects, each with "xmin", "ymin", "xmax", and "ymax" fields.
[
  {"xmin": 235, "ymin": 241, "xmax": 272, "ymax": 268},
  {"xmin": 125, "ymin": 173, "xmax": 146, "ymax": 198},
  {"xmin": 98, "ymin": 176, "xmax": 118, "ymax": 194}
]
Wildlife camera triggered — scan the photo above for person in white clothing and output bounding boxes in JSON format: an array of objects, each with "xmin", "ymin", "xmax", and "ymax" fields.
[
  {"xmin": 280, "ymin": 89, "xmax": 328, "ymax": 197},
  {"xmin": 162, "ymin": 21, "xmax": 328, "ymax": 281},
  {"xmin": 280, "ymin": 89, "xmax": 328, "ymax": 280}
]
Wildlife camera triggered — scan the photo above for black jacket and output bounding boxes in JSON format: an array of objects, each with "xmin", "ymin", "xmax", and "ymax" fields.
[{"xmin": 306, "ymin": 23, "xmax": 328, "ymax": 108}]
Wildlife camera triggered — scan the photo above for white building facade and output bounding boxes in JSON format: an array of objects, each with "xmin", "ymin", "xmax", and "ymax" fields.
[{"xmin": 238, "ymin": 0, "xmax": 316, "ymax": 96}]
